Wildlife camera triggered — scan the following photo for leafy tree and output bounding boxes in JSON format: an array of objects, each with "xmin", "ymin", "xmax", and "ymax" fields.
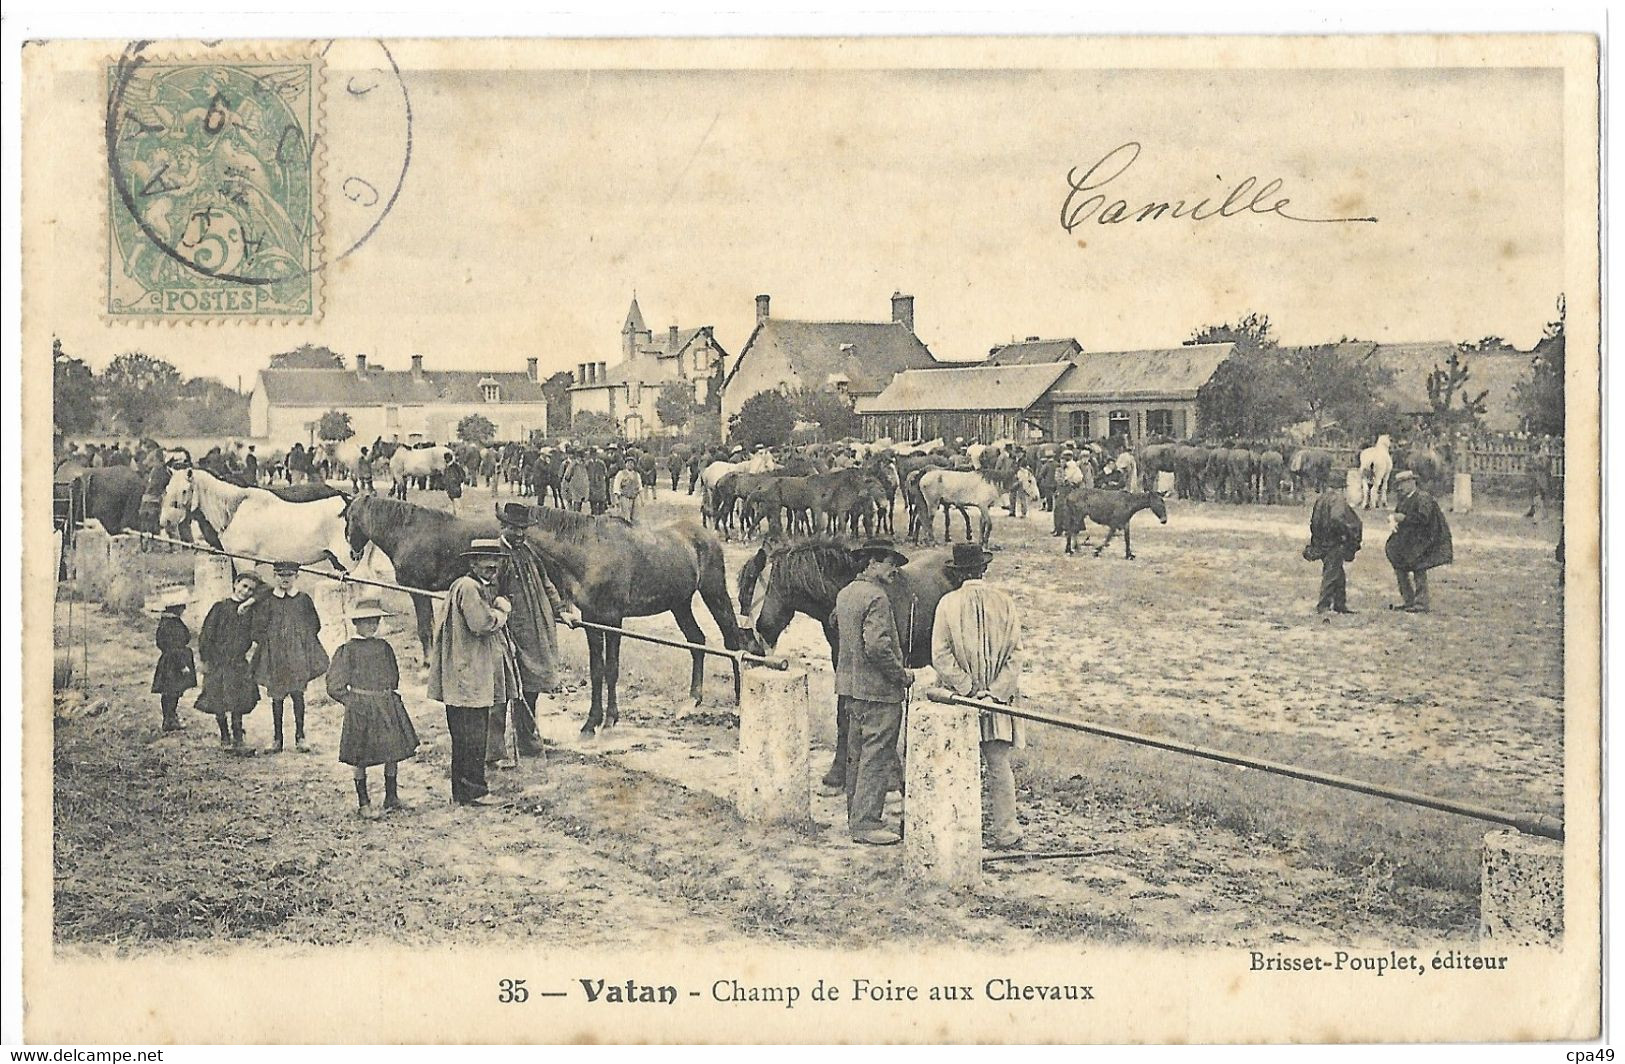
[
  {"xmin": 1464, "ymin": 336, "xmax": 1516, "ymax": 353},
  {"xmin": 1189, "ymin": 313, "xmax": 1297, "ymax": 438},
  {"xmin": 1423, "ymin": 348, "xmax": 1490, "ymax": 430},
  {"xmin": 52, "ymin": 338, "xmax": 98, "ymax": 435},
  {"xmin": 654, "ymin": 380, "xmax": 697, "ymax": 431},
  {"xmin": 542, "ymin": 370, "xmax": 574, "ymax": 433},
  {"xmin": 167, "ymin": 377, "xmax": 250, "ymax": 436},
  {"xmin": 572, "ymin": 410, "xmax": 621, "ymax": 438},
  {"xmin": 269, "ymin": 343, "xmax": 346, "ymax": 369},
  {"xmin": 456, "ymin": 413, "xmax": 497, "ymax": 445},
  {"xmin": 1280, "ymin": 343, "xmax": 1398, "ymax": 438},
  {"xmin": 1189, "ymin": 311, "xmax": 1276, "ymax": 351},
  {"xmin": 317, "ymin": 409, "xmax": 355, "ymax": 442},
  {"xmin": 730, "ymin": 390, "xmax": 797, "ymax": 449},
  {"xmin": 688, "ymin": 409, "xmax": 722, "ymax": 446},
  {"xmin": 790, "ymin": 386, "xmax": 858, "ymax": 441},
  {"xmin": 101, "ymin": 351, "xmax": 181, "ymax": 435},
  {"xmin": 1516, "ymin": 296, "xmax": 1565, "ymax": 435}
]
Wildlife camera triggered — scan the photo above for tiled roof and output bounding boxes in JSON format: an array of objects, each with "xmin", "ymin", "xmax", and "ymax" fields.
[
  {"xmin": 1337, "ymin": 340, "xmax": 1533, "ymax": 431},
  {"xmin": 575, "ymin": 327, "xmax": 726, "ymax": 390},
  {"xmin": 1049, "ymin": 343, "xmax": 1236, "ymax": 400},
  {"xmin": 258, "ymin": 367, "xmax": 547, "ymax": 405},
  {"xmin": 727, "ymin": 318, "xmax": 939, "ymax": 395},
  {"xmin": 985, "ymin": 338, "xmax": 1083, "ymax": 366},
  {"xmin": 858, "ymin": 362, "xmax": 1073, "ymax": 413}
]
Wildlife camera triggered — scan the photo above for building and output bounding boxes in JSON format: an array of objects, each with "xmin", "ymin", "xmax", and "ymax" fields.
[
  {"xmin": 569, "ymin": 296, "xmax": 729, "ymax": 440},
  {"xmin": 1320, "ymin": 340, "xmax": 1534, "ymax": 432},
  {"xmin": 856, "ymin": 342, "xmax": 1237, "ymax": 445},
  {"xmin": 249, "ymin": 354, "xmax": 549, "ymax": 445},
  {"xmin": 720, "ymin": 292, "xmax": 940, "ymax": 427}
]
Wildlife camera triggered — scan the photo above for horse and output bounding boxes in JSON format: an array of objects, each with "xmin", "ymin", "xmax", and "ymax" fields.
[
  {"xmin": 161, "ymin": 467, "xmax": 352, "ymax": 572},
  {"xmin": 1256, "ymin": 449, "xmax": 1287, "ymax": 504},
  {"xmin": 917, "ymin": 466, "xmax": 1016, "ymax": 546},
  {"xmin": 736, "ymin": 536, "xmax": 954, "ymax": 790},
  {"xmin": 1358, "ymin": 434, "xmax": 1394, "ymax": 509},
  {"xmin": 389, "ymin": 444, "xmax": 452, "ymax": 499},
  {"xmin": 1289, "ymin": 447, "xmax": 1335, "ymax": 500},
  {"xmin": 59, "ymin": 466, "xmax": 146, "ymax": 536},
  {"xmin": 699, "ymin": 451, "xmax": 780, "ymax": 525},
  {"xmin": 343, "ymin": 495, "xmax": 745, "ymax": 736},
  {"xmin": 1057, "ymin": 488, "xmax": 1169, "ymax": 559}
]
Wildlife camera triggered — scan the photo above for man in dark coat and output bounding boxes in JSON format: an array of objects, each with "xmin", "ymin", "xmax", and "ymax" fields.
[
  {"xmin": 1386, "ymin": 470, "xmax": 1454, "ymax": 612},
  {"xmin": 586, "ymin": 450, "xmax": 610, "ymax": 515},
  {"xmin": 829, "ymin": 539, "xmax": 915, "ymax": 846},
  {"xmin": 1305, "ymin": 487, "xmax": 1363, "ymax": 614}
]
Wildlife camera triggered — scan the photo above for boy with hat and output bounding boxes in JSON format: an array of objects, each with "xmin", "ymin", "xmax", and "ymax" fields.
[
  {"xmin": 147, "ymin": 586, "xmax": 195, "ymax": 733},
  {"xmin": 928, "ymin": 543, "xmax": 1026, "ymax": 849},
  {"xmin": 328, "ymin": 599, "xmax": 419, "ymax": 818},
  {"xmin": 428, "ymin": 539, "xmax": 517, "ymax": 805},
  {"xmin": 251, "ymin": 561, "xmax": 330, "ymax": 754},
  {"xmin": 612, "ymin": 457, "xmax": 643, "ymax": 523},
  {"xmin": 829, "ymin": 539, "xmax": 915, "ymax": 846},
  {"xmin": 1386, "ymin": 469, "xmax": 1454, "ymax": 612}
]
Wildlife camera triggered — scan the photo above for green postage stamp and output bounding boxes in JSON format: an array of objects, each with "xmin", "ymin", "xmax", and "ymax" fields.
[{"xmin": 105, "ymin": 51, "xmax": 321, "ymax": 319}]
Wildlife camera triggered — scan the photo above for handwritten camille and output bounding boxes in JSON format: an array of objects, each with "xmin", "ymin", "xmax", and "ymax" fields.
[{"xmin": 1061, "ymin": 142, "xmax": 1377, "ymax": 233}]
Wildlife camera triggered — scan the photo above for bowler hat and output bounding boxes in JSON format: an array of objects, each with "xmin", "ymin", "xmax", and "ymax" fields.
[
  {"xmin": 459, "ymin": 537, "xmax": 506, "ymax": 559},
  {"xmin": 496, "ymin": 501, "xmax": 533, "ymax": 527},
  {"xmin": 852, "ymin": 538, "xmax": 909, "ymax": 566},
  {"xmin": 945, "ymin": 543, "xmax": 994, "ymax": 572}
]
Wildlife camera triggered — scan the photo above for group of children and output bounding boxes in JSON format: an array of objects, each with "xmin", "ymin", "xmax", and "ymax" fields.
[{"xmin": 148, "ymin": 560, "xmax": 420, "ymax": 818}]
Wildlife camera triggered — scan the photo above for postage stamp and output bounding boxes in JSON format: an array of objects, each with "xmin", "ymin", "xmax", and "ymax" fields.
[{"xmin": 105, "ymin": 50, "xmax": 321, "ymax": 319}]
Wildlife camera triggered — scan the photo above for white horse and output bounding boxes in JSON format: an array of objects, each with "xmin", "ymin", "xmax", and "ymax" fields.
[
  {"xmin": 160, "ymin": 467, "xmax": 352, "ymax": 570},
  {"xmin": 1359, "ymin": 434, "xmax": 1394, "ymax": 509},
  {"xmin": 388, "ymin": 444, "xmax": 452, "ymax": 499},
  {"xmin": 918, "ymin": 466, "xmax": 1017, "ymax": 546},
  {"xmin": 699, "ymin": 450, "xmax": 780, "ymax": 518}
]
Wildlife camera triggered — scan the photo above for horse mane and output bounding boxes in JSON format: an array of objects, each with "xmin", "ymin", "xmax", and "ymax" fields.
[
  {"xmin": 526, "ymin": 504, "xmax": 604, "ymax": 547},
  {"xmin": 187, "ymin": 469, "xmax": 247, "ymax": 532},
  {"xmin": 977, "ymin": 465, "xmax": 1014, "ymax": 488},
  {"xmin": 358, "ymin": 493, "xmax": 456, "ymax": 531},
  {"xmin": 770, "ymin": 536, "xmax": 862, "ymax": 604}
]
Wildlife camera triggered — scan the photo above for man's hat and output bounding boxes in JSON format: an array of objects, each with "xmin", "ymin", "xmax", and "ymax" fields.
[
  {"xmin": 345, "ymin": 597, "xmax": 393, "ymax": 621},
  {"xmin": 851, "ymin": 538, "xmax": 909, "ymax": 566},
  {"xmin": 946, "ymin": 543, "xmax": 994, "ymax": 572},
  {"xmin": 144, "ymin": 585, "xmax": 189, "ymax": 615},
  {"xmin": 1393, "ymin": 470, "xmax": 1417, "ymax": 485},
  {"xmin": 496, "ymin": 501, "xmax": 532, "ymax": 527},
  {"xmin": 271, "ymin": 560, "xmax": 302, "ymax": 574},
  {"xmin": 459, "ymin": 537, "xmax": 506, "ymax": 559}
]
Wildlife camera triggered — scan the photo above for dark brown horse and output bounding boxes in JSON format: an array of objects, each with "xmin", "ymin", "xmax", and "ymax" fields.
[
  {"xmin": 737, "ymin": 536, "xmax": 954, "ymax": 789},
  {"xmin": 343, "ymin": 494, "xmax": 745, "ymax": 736}
]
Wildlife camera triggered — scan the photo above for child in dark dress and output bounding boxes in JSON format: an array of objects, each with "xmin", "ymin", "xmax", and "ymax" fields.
[
  {"xmin": 252, "ymin": 561, "xmax": 330, "ymax": 754},
  {"xmin": 197, "ymin": 572, "xmax": 264, "ymax": 754},
  {"xmin": 147, "ymin": 586, "xmax": 195, "ymax": 732},
  {"xmin": 327, "ymin": 599, "xmax": 419, "ymax": 818}
]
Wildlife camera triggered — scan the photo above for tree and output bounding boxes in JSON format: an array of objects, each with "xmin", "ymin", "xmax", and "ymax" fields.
[
  {"xmin": 167, "ymin": 377, "xmax": 250, "ymax": 436},
  {"xmin": 317, "ymin": 409, "xmax": 355, "ymax": 442},
  {"xmin": 457, "ymin": 413, "xmax": 497, "ymax": 445},
  {"xmin": 654, "ymin": 380, "xmax": 697, "ymax": 432},
  {"xmin": 1423, "ymin": 348, "xmax": 1490, "ymax": 430},
  {"xmin": 688, "ymin": 409, "xmax": 722, "ymax": 446},
  {"xmin": 1189, "ymin": 311, "xmax": 1276, "ymax": 351},
  {"xmin": 1279, "ymin": 343, "xmax": 1397, "ymax": 438},
  {"xmin": 100, "ymin": 351, "xmax": 181, "ymax": 435},
  {"xmin": 790, "ymin": 386, "xmax": 858, "ymax": 441},
  {"xmin": 542, "ymin": 371, "xmax": 574, "ymax": 433},
  {"xmin": 1516, "ymin": 296, "xmax": 1565, "ymax": 435},
  {"xmin": 269, "ymin": 343, "xmax": 346, "ymax": 369},
  {"xmin": 52, "ymin": 338, "xmax": 98, "ymax": 435},
  {"xmin": 730, "ymin": 390, "xmax": 797, "ymax": 449},
  {"xmin": 1188, "ymin": 313, "xmax": 1298, "ymax": 438},
  {"xmin": 572, "ymin": 410, "xmax": 620, "ymax": 438}
]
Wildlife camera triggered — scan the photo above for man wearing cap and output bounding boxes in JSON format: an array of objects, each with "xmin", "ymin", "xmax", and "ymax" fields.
[
  {"xmin": 1052, "ymin": 450, "xmax": 1088, "ymax": 536},
  {"xmin": 1386, "ymin": 470, "xmax": 1454, "ymax": 613},
  {"xmin": 428, "ymin": 539, "xmax": 518, "ymax": 805},
  {"xmin": 586, "ymin": 450, "xmax": 609, "ymax": 515},
  {"xmin": 829, "ymin": 539, "xmax": 915, "ymax": 846},
  {"xmin": 487, "ymin": 503, "xmax": 580, "ymax": 765},
  {"xmin": 928, "ymin": 542, "xmax": 1026, "ymax": 849},
  {"xmin": 612, "ymin": 457, "xmax": 643, "ymax": 523},
  {"xmin": 1305, "ymin": 483, "xmax": 1363, "ymax": 614}
]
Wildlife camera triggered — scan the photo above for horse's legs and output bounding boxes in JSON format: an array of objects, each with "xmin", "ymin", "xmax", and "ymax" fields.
[
  {"xmin": 1124, "ymin": 522, "xmax": 1135, "ymax": 560},
  {"xmin": 604, "ymin": 632, "xmax": 622, "ymax": 728},
  {"xmin": 413, "ymin": 598, "xmax": 436, "ymax": 663},
  {"xmin": 583, "ymin": 630, "xmax": 605, "ymax": 736},
  {"xmin": 1094, "ymin": 526, "xmax": 1118, "ymax": 558},
  {"xmin": 671, "ymin": 603, "xmax": 707, "ymax": 705}
]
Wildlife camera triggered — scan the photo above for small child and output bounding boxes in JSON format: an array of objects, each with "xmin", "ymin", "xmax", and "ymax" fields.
[
  {"xmin": 197, "ymin": 571, "xmax": 264, "ymax": 754},
  {"xmin": 251, "ymin": 561, "xmax": 330, "ymax": 754},
  {"xmin": 147, "ymin": 586, "xmax": 195, "ymax": 732},
  {"xmin": 327, "ymin": 599, "xmax": 419, "ymax": 818}
]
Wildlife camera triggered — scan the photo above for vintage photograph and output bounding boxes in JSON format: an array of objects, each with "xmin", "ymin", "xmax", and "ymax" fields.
[{"xmin": 18, "ymin": 35, "xmax": 1600, "ymax": 1043}]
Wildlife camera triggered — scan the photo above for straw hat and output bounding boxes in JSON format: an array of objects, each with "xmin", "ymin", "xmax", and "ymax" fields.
[
  {"xmin": 459, "ymin": 537, "xmax": 506, "ymax": 559},
  {"xmin": 345, "ymin": 597, "xmax": 393, "ymax": 621},
  {"xmin": 144, "ymin": 585, "xmax": 189, "ymax": 615}
]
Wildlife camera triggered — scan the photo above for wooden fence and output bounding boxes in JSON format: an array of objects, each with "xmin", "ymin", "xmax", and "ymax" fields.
[{"xmin": 1316, "ymin": 435, "xmax": 1564, "ymax": 498}]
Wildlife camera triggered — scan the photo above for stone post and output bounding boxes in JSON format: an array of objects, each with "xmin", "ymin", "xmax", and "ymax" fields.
[
  {"xmin": 102, "ymin": 535, "xmax": 148, "ymax": 614},
  {"xmin": 1453, "ymin": 472, "xmax": 1473, "ymax": 513},
  {"xmin": 1344, "ymin": 467, "xmax": 1363, "ymax": 508},
  {"xmin": 311, "ymin": 574, "xmax": 359, "ymax": 657},
  {"xmin": 1155, "ymin": 470, "xmax": 1176, "ymax": 496},
  {"xmin": 187, "ymin": 554, "xmax": 236, "ymax": 632},
  {"xmin": 1480, "ymin": 830, "xmax": 1562, "ymax": 944},
  {"xmin": 904, "ymin": 697, "xmax": 983, "ymax": 889},
  {"xmin": 736, "ymin": 667, "xmax": 811, "ymax": 824},
  {"xmin": 72, "ymin": 524, "xmax": 111, "ymax": 600}
]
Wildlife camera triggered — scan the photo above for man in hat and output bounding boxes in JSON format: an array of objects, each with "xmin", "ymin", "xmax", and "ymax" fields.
[
  {"xmin": 243, "ymin": 445, "xmax": 259, "ymax": 485},
  {"xmin": 1304, "ymin": 483, "xmax": 1363, "ymax": 614},
  {"xmin": 428, "ymin": 539, "xmax": 517, "ymax": 805},
  {"xmin": 1386, "ymin": 470, "xmax": 1454, "ymax": 612},
  {"xmin": 586, "ymin": 449, "xmax": 609, "ymax": 515},
  {"xmin": 487, "ymin": 503, "xmax": 580, "ymax": 766},
  {"xmin": 1052, "ymin": 450, "xmax": 1088, "ymax": 535},
  {"xmin": 928, "ymin": 542, "xmax": 1025, "ymax": 849},
  {"xmin": 612, "ymin": 457, "xmax": 643, "ymax": 523},
  {"xmin": 828, "ymin": 538, "xmax": 915, "ymax": 846}
]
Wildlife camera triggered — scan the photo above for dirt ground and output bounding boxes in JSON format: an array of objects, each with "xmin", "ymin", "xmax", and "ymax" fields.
[{"xmin": 51, "ymin": 480, "xmax": 1566, "ymax": 953}]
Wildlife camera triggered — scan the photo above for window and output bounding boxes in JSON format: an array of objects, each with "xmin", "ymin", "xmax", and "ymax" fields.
[
  {"xmin": 1108, "ymin": 410, "xmax": 1132, "ymax": 439},
  {"xmin": 384, "ymin": 405, "xmax": 399, "ymax": 428},
  {"xmin": 629, "ymin": 381, "xmax": 642, "ymax": 406},
  {"xmin": 482, "ymin": 383, "xmax": 501, "ymax": 403},
  {"xmin": 1067, "ymin": 411, "xmax": 1090, "ymax": 439},
  {"xmin": 1145, "ymin": 409, "xmax": 1175, "ymax": 437}
]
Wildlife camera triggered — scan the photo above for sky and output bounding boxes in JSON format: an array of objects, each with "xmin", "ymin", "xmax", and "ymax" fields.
[{"xmin": 32, "ymin": 50, "xmax": 1568, "ymax": 385}]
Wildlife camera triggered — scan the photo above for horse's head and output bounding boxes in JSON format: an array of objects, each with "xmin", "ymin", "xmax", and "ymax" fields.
[
  {"xmin": 342, "ymin": 492, "xmax": 372, "ymax": 562},
  {"xmin": 159, "ymin": 466, "xmax": 196, "ymax": 532},
  {"xmin": 1147, "ymin": 491, "xmax": 1169, "ymax": 524}
]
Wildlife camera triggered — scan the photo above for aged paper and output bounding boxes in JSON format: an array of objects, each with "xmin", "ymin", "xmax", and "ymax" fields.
[{"xmin": 19, "ymin": 35, "xmax": 1600, "ymax": 1043}]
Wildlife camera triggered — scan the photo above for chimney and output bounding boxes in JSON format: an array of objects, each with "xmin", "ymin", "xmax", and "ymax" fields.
[
  {"xmin": 597, "ymin": 361, "xmax": 607, "ymax": 382},
  {"xmin": 668, "ymin": 325, "xmax": 679, "ymax": 351},
  {"xmin": 1025, "ymin": 335, "xmax": 1040, "ymax": 342},
  {"xmin": 410, "ymin": 354, "xmax": 425, "ymax": 382},
  {"xmin": 526, "ymin": 357, "xmax": 539, "ymax": 383},
  {"xmin": 755, "ymin": 294, "xmax": 771, "ymax": 323},
  {"xmin": 577, "ymin": 363, "xmax": 586, "ymax": 384},
  {"xmin": 355, "ymin": 354, "xmax": 367, "ymax": 377},
  {"xmin": 891, "ymin": 292, "xmax": 915, "ymax": 333}
]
